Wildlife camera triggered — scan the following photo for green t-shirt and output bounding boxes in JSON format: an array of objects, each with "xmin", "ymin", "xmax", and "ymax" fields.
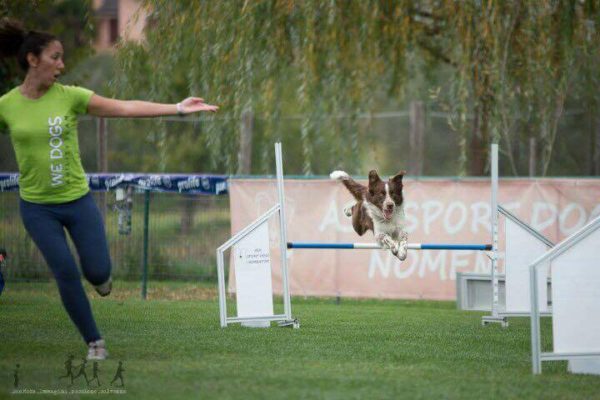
[{"xmin": 0, "ymin": 84, "xmax": 94, "ymax": 204}]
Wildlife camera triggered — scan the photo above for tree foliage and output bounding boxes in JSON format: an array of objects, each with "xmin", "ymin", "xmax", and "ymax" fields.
[
  {"xmin": 0, "ymin": 0, "xmax": 94, "ymax": 93},
  {"xmin": 113, "ymin": 0, "xmax": 600, "ymax": 176},
  {"xmin": 438, "ymin": 0, "xmax": 600, "ymax": 175}
]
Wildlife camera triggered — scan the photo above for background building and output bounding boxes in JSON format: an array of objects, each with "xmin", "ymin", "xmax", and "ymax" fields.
[{"xmin": 93, "ymin": 0, "xmax": 147, "ymax": 51}]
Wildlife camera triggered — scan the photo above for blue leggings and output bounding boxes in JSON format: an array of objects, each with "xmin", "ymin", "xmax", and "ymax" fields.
[{"xmin": 20, "ymin": 192, "xmax": 112, "ymax": 343}]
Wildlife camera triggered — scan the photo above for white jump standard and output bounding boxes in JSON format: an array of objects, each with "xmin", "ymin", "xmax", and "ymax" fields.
[{"xmin": 217, "ymin": 143, "xmax": 298, "ymax": 329}]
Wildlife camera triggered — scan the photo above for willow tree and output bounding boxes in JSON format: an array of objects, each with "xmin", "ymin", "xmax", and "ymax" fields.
[
  {"xmin": 436, "ymin": 0, "xmax": 599, "ymax": 175},
  {"xmin": 113, "ymin": 0, "xmax": 420, "ymax": 174},
  {"xmin": 113, "ymin": 0, "xmax": 599, "ymax": 176}
]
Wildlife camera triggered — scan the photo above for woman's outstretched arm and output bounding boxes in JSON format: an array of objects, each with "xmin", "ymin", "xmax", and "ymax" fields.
[{"xmin": 87, "ymin": 94, "xmax": 218, "ymax": 117}]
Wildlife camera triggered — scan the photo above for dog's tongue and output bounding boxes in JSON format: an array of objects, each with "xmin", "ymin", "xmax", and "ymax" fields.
[{"xmin": 383, "ymin": 209, "xmax": 393, "ymax": 220}]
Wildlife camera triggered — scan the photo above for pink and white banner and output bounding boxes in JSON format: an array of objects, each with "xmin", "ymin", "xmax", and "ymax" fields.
[{"xmin": 229, "ymin": 178, "xmax": 600, "ymax": 300}]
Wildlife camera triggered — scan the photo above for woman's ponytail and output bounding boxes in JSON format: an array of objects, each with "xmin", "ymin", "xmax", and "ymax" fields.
[
  {"xmin": 0, "ymin": 19, "xmax": 56, "ymax": 71},
  {"xmin": 0, "ymin": 19, "xmax": 26, "ymax": 59}
]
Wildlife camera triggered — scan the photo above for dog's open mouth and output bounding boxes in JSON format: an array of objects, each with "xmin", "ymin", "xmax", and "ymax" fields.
[{"xmin": 383, "ymin": 208, "xmax": 393, "ymax": 220}]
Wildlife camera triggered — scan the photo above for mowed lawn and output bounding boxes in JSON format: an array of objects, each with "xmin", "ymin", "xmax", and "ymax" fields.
[{"xmin": 1, "ymin": 281, "xmax": 599, "ymax": 400}]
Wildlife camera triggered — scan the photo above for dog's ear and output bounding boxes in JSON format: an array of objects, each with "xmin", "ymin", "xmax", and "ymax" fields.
[
  {"xmin": 390, "ymin": 171, "xmax": 405, "ymax": 193},
  {"xmin": 391, "ymin": 170, "xmax": 406, "ymax": 184},
  {"xmin": 368, "ymin": 170, "xmax": 381, "ymax": 193}
]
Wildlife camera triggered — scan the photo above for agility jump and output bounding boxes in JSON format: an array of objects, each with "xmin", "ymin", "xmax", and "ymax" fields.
[{"xmin": 217, "ymin": 142, "xmax": 497, "ymax": 329}]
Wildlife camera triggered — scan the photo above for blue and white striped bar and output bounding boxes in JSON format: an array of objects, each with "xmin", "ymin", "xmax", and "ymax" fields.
[{"xmin": 287, "ymin": 242, "xmax": 492, "ymax": 251}]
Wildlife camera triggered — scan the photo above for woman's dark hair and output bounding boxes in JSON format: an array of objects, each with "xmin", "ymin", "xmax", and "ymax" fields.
[{"xmin": 0, "ymin": 19, "xmax": 57, "ymax": 71}]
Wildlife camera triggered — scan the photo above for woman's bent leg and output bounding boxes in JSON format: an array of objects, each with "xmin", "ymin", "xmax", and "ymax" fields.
[
  {"xmin": 65, "ymin": 193, "xmax": 112, "ymax": 287},
  {"xmin": 20, "ymin": 199, "xmax": 102, "ymax": 343}
]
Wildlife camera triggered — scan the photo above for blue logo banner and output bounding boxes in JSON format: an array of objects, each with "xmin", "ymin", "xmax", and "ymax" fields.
[{"xmin": 0, "ymin": 173, "xmax": 228, "ymax": 195}]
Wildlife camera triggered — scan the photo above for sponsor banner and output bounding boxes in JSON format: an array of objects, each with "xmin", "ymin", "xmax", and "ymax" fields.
[
  {"xmin": 0, "ymin": 173, "xmax": 228, "ymax": 195},
  {"xmin": 229, "ymin": 178, "xmax": 600, "ymax": 300},
  {"xmin": 0, "ymin": 173, "xmax": 19, "ymax": 192}
]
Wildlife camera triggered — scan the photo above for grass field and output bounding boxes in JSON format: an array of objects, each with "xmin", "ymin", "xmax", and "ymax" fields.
[{"xmin": 1, "ymin": 281, "xmax": 599, "ymax": 400}]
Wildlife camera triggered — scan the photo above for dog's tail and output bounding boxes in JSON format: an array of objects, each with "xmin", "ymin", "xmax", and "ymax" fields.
[
  {"xmin": 330, "ymin": 170, "xmax": 366, "ymax": 201},
  {"xmin": 330, "ymin": 170, "xmax": 350, "ymax": 181}
]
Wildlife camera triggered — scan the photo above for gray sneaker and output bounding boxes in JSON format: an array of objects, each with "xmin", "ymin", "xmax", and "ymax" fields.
[
  {"xmin": 95, "ymin": 277, "xmax": 112, "ymax": 297},
  {"xmin": 87, "ymin": 339, "xmax": 108, "ymax": 360}
]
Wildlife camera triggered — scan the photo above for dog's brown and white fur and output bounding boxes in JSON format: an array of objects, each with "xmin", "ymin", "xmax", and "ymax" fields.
[{"xmin": 330, "ymin": 170, "xmax": 408, "ymax": 260}]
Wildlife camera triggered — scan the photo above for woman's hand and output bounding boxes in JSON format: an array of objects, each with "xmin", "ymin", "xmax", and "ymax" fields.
[{"xmin": 177, "ymin": 97, "xmax": 219, "ymax": 114}]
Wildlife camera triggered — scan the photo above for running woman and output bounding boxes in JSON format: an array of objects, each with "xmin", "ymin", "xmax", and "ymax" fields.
[{"xmin": 0, "ymin": 19, "xmax": 218, "ymax": 360}]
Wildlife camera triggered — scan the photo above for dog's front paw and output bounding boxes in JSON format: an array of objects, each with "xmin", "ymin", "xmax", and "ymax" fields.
[
  {"xmin": 375, "ymin": 233, "xmax": 388, "ymax": 247},
  {"xmin": 377, "ymin": 234, "xmax": 396, "ymax": 250},
  {"xmin": 395, "ymin": 231, "xmax": 408, "ymax": 261},
  {"xmin": 330, "ymin": 170, "xmax": 350, "ymax": 181},
  {"xmin": 395, "ymin": 240, "xmax": 408, "ymax": 261}
]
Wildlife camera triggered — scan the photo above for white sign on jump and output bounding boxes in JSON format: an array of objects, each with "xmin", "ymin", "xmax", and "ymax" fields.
[
  {"xmin": 505, "ymin": 217, "xmax": 551, "ymax": 313},
  {"xmin": 552, "ymin": 228, "xmax": 600, "ymax": 375},
  {"xmin": 234, "ymin": 222, "xmax": 274, "ymax": 328}
]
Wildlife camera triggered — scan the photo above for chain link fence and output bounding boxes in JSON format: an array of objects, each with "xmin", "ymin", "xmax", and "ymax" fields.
[{"xmin": 0, "ymin": 190, "xmax": 230, "ymax": 282}]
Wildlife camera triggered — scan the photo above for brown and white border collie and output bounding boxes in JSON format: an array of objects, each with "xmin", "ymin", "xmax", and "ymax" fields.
[{"xmin": 330, "ymin": 170, "xmax": 408, "ymax": 260}]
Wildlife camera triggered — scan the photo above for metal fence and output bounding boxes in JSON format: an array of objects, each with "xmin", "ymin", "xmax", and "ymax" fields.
[{"xmin": 0, "ymin": 190, "xmax": 230, "ymax": 283}]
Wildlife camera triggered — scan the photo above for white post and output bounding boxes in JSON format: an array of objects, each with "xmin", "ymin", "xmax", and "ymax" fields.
[
  {"xmin": 275, "ymin": 142, "xmax": 293, "ymax": 321},
  {"xmin": 217, "ymin": 249, "xmax": 227, "ymax": 327},
  {"xmin": 491, "ymin": 144, "xmax": 499, "ymax": 316},
  {"xmin": 482, "ymin": 143, "xmax": 508, "ymax": 326},
  {"xmin": 530, "ymin": 265, "xmax": 542, "ymax": 374}
]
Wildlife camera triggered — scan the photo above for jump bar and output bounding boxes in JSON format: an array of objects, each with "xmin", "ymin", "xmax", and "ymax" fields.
[{"xmin": 287, "ymin": 242, "xmax": 492, "ymax": 251}]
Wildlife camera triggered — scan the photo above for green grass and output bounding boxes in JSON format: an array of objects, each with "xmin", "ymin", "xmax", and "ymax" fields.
[{"xmin": 1, "ymin": 281, "xmax": 599, "ymax": 400}]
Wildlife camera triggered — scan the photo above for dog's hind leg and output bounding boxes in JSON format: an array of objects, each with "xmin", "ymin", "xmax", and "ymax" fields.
[
  {"xmin": 351, "ymin": 202, "xmax": 371, "ymax": 236},
  {"xmin": 343, "ymin": 204, "xmax": 353, "ymax": 218},
  {"xmin": 331, "ymin": 172, "xmax": 372, "ymax": 236}
]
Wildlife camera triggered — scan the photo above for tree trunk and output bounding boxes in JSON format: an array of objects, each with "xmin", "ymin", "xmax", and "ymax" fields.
[
  {"xmin": 469, "ymin": 103, "xmax": 488, "ymax": 176},
  {"xmin": 409, "ymin": 101, "xmax": 425, "ymax": 176},
  {"xmin": 180, "ymin": 122, "xmax": 205, "ymax": 235},
  {"xmin": 529, "ymin": 137, "xmax": 537, "ymax": 177},
  {"xmin": 594, "ymin": 115, "xmax": 600, "ymax": 176},
  {"xmin": 237, "ymin": 109, "xmax": 254, "ymax": 175}
]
